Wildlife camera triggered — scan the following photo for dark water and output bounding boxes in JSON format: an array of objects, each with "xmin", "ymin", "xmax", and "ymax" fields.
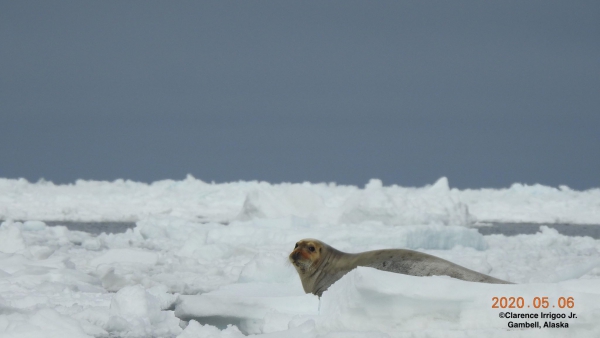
[
  {"xmin": 476, "ymin": 222, "xmax": 600, "ymax": 239},
  {"xmin": 43, "ymin": 221, "xmax": 137, "ymax": 235},
  {"xmin": 28, "ymin": 221, "xmax": 600, "ymax": 239}
]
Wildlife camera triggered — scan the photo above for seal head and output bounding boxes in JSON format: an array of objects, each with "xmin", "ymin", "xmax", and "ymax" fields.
[{"xmin": 289, "ymin": 239, "xmax": 353, "ymax": 296}]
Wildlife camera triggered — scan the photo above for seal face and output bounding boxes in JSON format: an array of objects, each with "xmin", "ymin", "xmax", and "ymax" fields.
[
  {"xmin": 289, "ymin": 239, "xmax": 323, "ymax": 275},
  {"xmin": 289, "ymin": 238, "xmax": 512, "ymax": 296}
]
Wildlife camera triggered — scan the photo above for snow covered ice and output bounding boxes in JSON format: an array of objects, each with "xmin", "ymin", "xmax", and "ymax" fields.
[{"xmin": 0, "ymin": 177, "xmax": 599, "ymax": 337}]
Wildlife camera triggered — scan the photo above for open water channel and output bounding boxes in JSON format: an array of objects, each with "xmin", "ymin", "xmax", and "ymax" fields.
[{"xmin": 36, "ymin": 221, "xmax": 600, "ymax": 239}]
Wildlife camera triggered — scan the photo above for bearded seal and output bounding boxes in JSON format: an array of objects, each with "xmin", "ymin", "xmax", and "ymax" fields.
[{"xmin": 289, "ymin": 238, "xmax": 512, "ymax": 296}]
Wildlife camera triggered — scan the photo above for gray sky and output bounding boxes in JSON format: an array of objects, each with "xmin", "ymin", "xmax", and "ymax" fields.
[{"xmin": 1, "ymin": 1, "xmax": 599, "ymax": 189}]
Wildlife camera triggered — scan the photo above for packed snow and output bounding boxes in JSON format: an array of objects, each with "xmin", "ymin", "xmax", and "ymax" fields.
[
  {"xmin": 1, "ymin": 177, "xmax": 600, "ymax": 337},
  {"xmin": 2, "ymin": 176, "xmax": 600, "ymax": 225}
]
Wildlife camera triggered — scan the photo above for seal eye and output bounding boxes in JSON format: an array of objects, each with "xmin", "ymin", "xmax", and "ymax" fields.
[
  {"xmin": 308, "ymin": 246, "xmax": 315, "ymax": 252},
  {"xmin": 295, "ymin": 243, "xmax": 298, "ymax": 248}
]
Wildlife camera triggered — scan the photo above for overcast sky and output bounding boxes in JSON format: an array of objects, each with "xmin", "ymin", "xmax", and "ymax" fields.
[{"xmin": 1, "ymin": 1, "xmax": 599, "ymax": 189}]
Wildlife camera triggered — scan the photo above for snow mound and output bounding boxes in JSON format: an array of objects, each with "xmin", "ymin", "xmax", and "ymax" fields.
[
  {"xmin": 0, "ymin": 308, "xmax": 92, "ymax": 338},
  {"xmin": 0, "ymin": 222, "xmax": 27, "ymax": 253},
  {"xmin": 0, "ymin": 177, "xmax": 468, "ymax": 227},
  {"xmin": 106, "ymin": 285, "xmax": 181, "ymax": 337},
  {"xmin": 318, "ymin": 267, "xmax": 600, "ymax": 336}
]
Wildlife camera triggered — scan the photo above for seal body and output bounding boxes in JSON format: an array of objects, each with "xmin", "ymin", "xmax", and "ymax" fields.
[{"xmin": 289, "ymin": 239, "xmax": 511, "ymax": 296}]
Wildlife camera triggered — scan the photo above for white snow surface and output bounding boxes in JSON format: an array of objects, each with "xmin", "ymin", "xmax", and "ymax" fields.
[
  {"xmin": 2, "ymin": 176, "xmax": 600, "ymax": 225},
  {"xmin": 0, "ymin": 177, "xmax": 599, "ymax": 337}
]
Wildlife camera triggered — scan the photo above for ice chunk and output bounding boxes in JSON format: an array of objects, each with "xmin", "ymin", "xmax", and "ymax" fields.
[
  {"xmin": 0, "ymin": 222, "xmax": 26, "ymax": 253},
  {"xmin": 177, "ymin": 320, "xmax": 245, "ymax": 338},
  {"xmin": 175, "ymin": 283, "xmax": 318, "ymax": 334},
  {"xmin": 22, "ymin": 220, "xmax": 47, "ymax": 231},
  {"xmin": 90, "ymin": 248, "xmax": 158, "ymax": 267},
  {"xmin": 0, "ymin": 308, "xmax": 92, "ymax": 338},
  {"xmin": 106, "ymin": 285, "xmax": 181, "ymax": 337}
]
